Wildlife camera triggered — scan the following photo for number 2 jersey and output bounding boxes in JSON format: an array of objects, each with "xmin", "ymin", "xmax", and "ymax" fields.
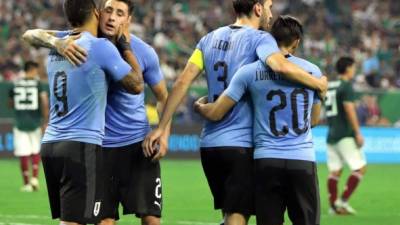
[
  {"xmin": 9, "ymin": 78, "xmax": 46, "ymax": 131},
  {"xmin": 42, "ymin": 31, "xmax": 131, "ymax": 145},
  {"xmin": 190, "ymin": 25, "xmax": 280, "ymax": 148},
  {"xmin": 225, "ymin": 55, "xmax": 322, "ymax": 161}
]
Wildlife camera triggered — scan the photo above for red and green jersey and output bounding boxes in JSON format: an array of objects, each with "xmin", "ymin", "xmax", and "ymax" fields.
[
  {"xmin": 325, "ymin": 78, "xmax": 356, "ymax": 144},
  {"xmin": 9, "ymin": 78, "xmax": 46, "ymax": 131}
]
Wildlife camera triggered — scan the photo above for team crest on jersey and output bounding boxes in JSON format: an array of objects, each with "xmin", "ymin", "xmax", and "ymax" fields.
[{"xmin": 93, "ymin": 202, "xmax": 101, "ymax": 216}]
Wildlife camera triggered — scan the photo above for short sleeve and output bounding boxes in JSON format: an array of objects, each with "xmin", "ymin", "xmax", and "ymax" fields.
[
  {"xmin": 143, "ymin": 47, "xmax": 164, "ymax": 86},
  {"xmin": 224, "ymin": 66, "xmax": 251, "ymax": 102},
  {"xmin": 92, "ymin": 39, "xmax": 132, "ymax": 82},
  {"xmin": 255, "ymin": 32, "xmax": 280, "ymax": 63}
]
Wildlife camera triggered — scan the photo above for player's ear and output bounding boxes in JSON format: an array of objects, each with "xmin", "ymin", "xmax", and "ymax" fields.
[
  {"xmin": 94, "ymin": 8, "xmax": 100, "ymax": 20},
  {"xmin": 253, "ymin": 2, "xmax": 263, "ymax": 18}
]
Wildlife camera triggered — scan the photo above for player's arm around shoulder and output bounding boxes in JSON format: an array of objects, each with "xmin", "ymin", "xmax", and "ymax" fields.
[{"xmin": 22, "ymin": 28, "xmax": 87, "ymax": 66}]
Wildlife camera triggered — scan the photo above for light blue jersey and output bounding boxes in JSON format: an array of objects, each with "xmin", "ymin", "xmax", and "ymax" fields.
[
  {"xmin": 197, "ymin": 25, "xmax": 280, "ymax": 148},
  {"xmin": 225, "ymin": 55, "xmax": 322, "ymax": 161},
  {"xmin": 42, "ymin": 32, "xmax": 131, "ymax": 145},
  {"xmin": 103, "ymin": 34, "xmax": 163, "ymax": 147}
]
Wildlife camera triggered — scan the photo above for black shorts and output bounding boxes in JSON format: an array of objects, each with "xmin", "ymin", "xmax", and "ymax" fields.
[
  {"xmin": 41, "ymin": 141, "xmax": 104, "ymax": 224},
  {"xmin": 200, "ymin": 147, "xmax": 254, "ymax": 215},
  {"xmin": 102, "ymin": 141, "xmax": 162, "ymax": 219},
  {"xmin": 255, "ymin": 158, "xmax": 320, "ymax": 225}
]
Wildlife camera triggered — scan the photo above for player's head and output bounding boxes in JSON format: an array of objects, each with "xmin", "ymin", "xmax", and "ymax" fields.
[
  {"xmin": 99, "ymin": 0, "xmax": 133, "ymax": 38},
  {"xmin": 63, "ymin": 0, "xmax": 100, "ymax": 28},
  {"xmin": 24, "ymin": 61, "xmax": 39, "ymax": 78},
  {"xmin": 270, "ymin": 15, "xmax": 303, "ymax": 53},
  {"xmin": 232, "ymin": 0, "xmax": 273, "ymax": 30},
  {"xmin": 336, "ymin": 57, "xmax": 356, "ymax": 79}
]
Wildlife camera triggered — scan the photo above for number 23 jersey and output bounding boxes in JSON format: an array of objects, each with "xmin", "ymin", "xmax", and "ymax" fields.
[
  {"xmin": 43, "ymin": 31, "xmax": 131, "ymax": 145},
  {"xmin": 225, "ymin": 56, "xmax": 322, "ymax": 161},
  {"xmin": 192, "ymin": 25, "xmax": 280, "ymax": 148},
  {"xmin": 9, "ymin": 78, "xmax": 46, "ymax": 131}
]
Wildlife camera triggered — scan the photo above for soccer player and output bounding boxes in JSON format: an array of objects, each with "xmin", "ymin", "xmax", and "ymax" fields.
[
  {"xmin": 143, "ymin": 1, "xmax": 327, "ymax": 224},
  {"xmin": 37, "ymin": 0, "xmax": 143, "ymax": 224},
  {"xmin": 194, "ymin": 15, "xmax": 322, "ymax": 225},
  {"xmin": 325, "ymin": 57, "xmax": 367, "ymax": 215},
  {"xmin": 23, "ymin": 1, "xmax": 169, "ymax": 224},
  {"xmin": 8, "ymin": 61, "xmax": 48, "ymax": 192}
]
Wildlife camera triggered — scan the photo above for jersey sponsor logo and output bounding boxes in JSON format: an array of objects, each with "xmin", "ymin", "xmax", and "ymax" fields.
[{"xmin": 93, "ymin": 201, "xmax": 101, "ymax": 217}]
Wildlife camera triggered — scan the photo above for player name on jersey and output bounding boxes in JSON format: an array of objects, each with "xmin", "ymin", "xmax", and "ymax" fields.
[
  {"xmin": 212, "ymin": 39, "xmax": 233, "ymax": 51},
  {"xmin": 255, "ymin": 69, "xmax": 284, "ymax": 81}
]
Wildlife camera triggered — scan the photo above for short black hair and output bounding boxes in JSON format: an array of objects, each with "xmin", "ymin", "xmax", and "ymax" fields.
[
  {"xmin": 24, "ymin": 61, "xmax": 39, "ymax": 72},
  {"xmin": 232, "ymin": 0, "xmax": 266, "ymax": 17},
  {"xmin": 116, "ymin": 0, "xmax": 134, "ymax": 15},
  {"xmin": 336, "ymin": 57, "xmax": 355, "ymax": 74},
  {"xmin": 63, "ymin": 0, "xmax": 98, "ymax": 27},
  {"xmin": 271, "ymin": 15, "xmax": 303, "ymax": 47}
]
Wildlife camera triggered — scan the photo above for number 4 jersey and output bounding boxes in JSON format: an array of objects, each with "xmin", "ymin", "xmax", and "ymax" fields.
[
  {"xmin": 42, "ymin": 31, "xmax": 131, "ymax": 145},
  {"xmin": 9, "ymin": 78, "xmax": 46, "ymax": 131},
  {"xmin": 225, "ymin": 55, "xmax": 322, "ymax": 161},
  {"xmin": 190, "ymin": 25, "xmax": 280, "ymax": 148}
]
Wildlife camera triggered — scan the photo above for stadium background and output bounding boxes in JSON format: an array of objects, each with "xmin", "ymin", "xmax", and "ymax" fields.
[{"xmin": 0, "ymin": 0, "xmax": 399, "ymax": 224}]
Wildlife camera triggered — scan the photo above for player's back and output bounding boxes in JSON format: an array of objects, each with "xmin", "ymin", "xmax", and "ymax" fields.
[
  {"xmin": 10, "ymin": 78, "xmax": 44, "ymax": 131},
  {"xmin": 43, "ymin": 32, "xmax": 119, "ymax": 145},
  {"xmin": 198, "ymin": 25, "xmax": 276, "ymax": 148},
  {"xmin": 245, "ymin": 55, "xmax": 321, "ymax": 161},
  {"xmin": 325, "ymin": 78, "xmax": 355, "ymax": 143}
]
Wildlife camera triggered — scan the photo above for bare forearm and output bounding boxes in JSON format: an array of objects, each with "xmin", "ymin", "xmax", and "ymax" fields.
[
  {"xmin": 311, "ymin": 104, "xmax": 321, "ymax": 127},
  {"xmin": 158, "ymin": 80, "xmax": 192, "ymax": 129},
  {"xmin": 344, "ymin": 103, "xmax": 361, "ymax": 134},
  {"xmin": 121, "ymin": 50, "xmax": 144, "ymax": 93},
  {"xmin": 22, "ymin": 29, "xmax": 58, "ymax": 49},
  {"xmin": 157, "ymin": 95, "xmax": 171, "ymax": 137},
  {"xmin": 197, "ymin": 104, "xmax": 220, "ymax": 121}
]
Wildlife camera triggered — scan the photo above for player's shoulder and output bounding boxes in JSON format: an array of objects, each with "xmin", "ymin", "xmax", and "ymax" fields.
[
  {"xmin": 289, "ymin": 55, "xmax": 322, "ymax": 77},
  {"xmin": 129, "ymin": 34, "xmax": 158, "ymax": 57}
]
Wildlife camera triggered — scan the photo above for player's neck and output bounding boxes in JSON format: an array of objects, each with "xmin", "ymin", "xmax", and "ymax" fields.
[
  {"xmin": 72, "ymin": 16, "xmax": 99, "ymax": 37},
  {"xmin": 234, "ymin": 16, "xmax": 259, "ymax": 30},
  {"xmin": 340, "ymin": 75, "xmax": 350, "ymax": 81},
  {"xmin": 279, "ymin": 46, "xmax": 294, "ymax": 56}
]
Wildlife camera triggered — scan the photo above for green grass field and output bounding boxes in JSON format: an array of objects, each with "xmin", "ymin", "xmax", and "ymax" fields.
[{"xmin": 0, "ymin": 159, "xmax": 399, "ymax": 225}]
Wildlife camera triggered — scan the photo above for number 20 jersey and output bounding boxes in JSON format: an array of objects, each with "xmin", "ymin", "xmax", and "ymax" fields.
[
  {"xmin": 225, "ymin": 56, "xmax": 321, "ymax": 161},
  {"xmin": 195, "ymin": 25, "xmax": 280, "ymax": 148},
  {"xmin": 42, "ymin": 32, "xmax": 131, "ymax": 145}
]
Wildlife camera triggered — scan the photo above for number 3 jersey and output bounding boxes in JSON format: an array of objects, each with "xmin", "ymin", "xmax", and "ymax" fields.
[
  {"xmin": 9, "ymin": 78, "xmax": 46, "ymax": 131},
  {"xmin": 191, "ymin": 25, "xmax": 280, "ymax": 148},
  {"xmin": 225, "ymin": 55, "xmax": 322, "ymax": 161},
  {"xmin": 42, "ymin": 31, "xmax": 131, "ymax": 145}
]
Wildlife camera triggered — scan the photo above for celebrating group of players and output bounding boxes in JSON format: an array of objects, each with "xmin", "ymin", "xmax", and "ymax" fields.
[{"xmin": 8, "ymin": 0, "xmax": 367, "ymax": 224}]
